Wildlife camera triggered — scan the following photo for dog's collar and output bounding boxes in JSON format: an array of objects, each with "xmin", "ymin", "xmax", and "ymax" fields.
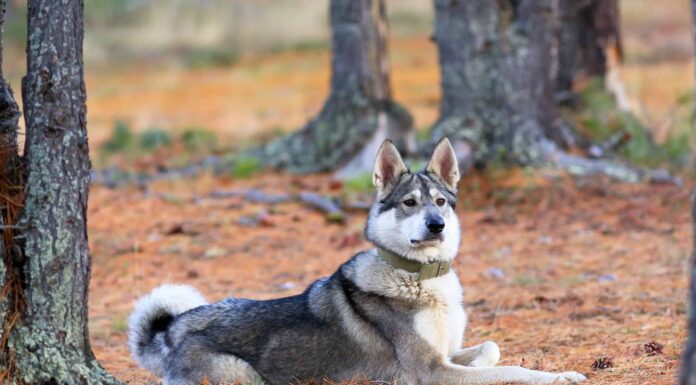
[{"xmin": 377, "ymin": 248, "xmax": 451, "ymax": 281}]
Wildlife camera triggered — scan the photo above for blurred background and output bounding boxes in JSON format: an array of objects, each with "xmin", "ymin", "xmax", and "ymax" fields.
[
  {"xmin": 2, "ymin": 1, "xmax": 692, "ymax": 384},
  {"xmin": 2, "ymin": 0, "xmax": 694, "ymax": 173}
]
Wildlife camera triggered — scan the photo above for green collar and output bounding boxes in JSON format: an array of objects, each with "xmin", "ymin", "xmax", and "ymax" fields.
[{"xmin": 377, "ymin": 248, "xmax": 451, "ymax": 281}]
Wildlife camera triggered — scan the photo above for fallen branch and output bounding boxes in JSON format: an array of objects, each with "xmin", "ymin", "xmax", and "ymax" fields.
[
  {"xmin": 539, "ymin": 139, "xmax": 679, "ymax": 185},
  {"xmin": 299, "ymin": 191, "xmax": 345, "ymax": 223}
]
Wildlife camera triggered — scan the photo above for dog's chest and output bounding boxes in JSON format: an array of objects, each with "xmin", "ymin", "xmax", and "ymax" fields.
[{"xmin": 412, "ymin": 272, "xmax": 466, "ymax": 356}]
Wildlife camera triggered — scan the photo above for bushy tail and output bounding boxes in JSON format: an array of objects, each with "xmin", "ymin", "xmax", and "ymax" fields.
[{"xmin": 128, "ymin": 284, "xmax": 207, "ymax": 376}]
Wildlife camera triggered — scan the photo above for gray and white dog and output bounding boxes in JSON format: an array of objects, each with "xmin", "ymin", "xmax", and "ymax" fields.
[{"xmin": 129, "ymin": 138, "xmax": 586, "ymax": 385}]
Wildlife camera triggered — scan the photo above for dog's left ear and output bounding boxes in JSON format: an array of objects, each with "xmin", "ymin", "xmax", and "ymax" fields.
[{"xmin": 426, "ymin": 138, "xmax": 460, "ymax": 191}]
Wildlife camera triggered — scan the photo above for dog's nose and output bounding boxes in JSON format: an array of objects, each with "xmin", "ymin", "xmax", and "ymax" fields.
[{"xmin": 426, "ymin": 217, "xmax": 445, "ymax": 234}]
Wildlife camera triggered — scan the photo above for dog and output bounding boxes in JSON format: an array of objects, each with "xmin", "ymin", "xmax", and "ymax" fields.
[{"xmin": 128, "ymin": 138, "xmax": 587, "ymax": 385}]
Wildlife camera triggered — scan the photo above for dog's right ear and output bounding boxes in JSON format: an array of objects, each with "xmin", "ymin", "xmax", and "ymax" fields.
[{"xmin": 373, "ymin": 139, "xmax": 407, "ymax": 198}]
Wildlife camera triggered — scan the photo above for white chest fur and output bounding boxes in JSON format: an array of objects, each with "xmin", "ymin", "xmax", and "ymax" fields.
[{"xmin": 413, "ymin": 272, "xmax": 467, "ymax": 357}]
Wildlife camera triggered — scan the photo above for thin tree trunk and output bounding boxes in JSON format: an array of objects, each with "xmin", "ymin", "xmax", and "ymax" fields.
[
  {"xmin": 681, "ymin": 190, "xmax": 696, "ymax": 385},
  {"xmin": 0, "ymin": 0, "xmax": 123, "ymax": 383},
  {"xmin": 555, "ymin": 0, "xmax": 622, "ymax": 93},
  {"xmin": 556, "ymin": 0, "xmax": 629, "ymax": 112},
  {"xmin": 264, "ymin": 0, "xmax": 413, "ymax": 175},
  {"xmin": 680, "ymin": 1, "xmax": 696, "ymax": 382}
]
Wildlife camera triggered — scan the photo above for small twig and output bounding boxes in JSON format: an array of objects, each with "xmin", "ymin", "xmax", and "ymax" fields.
[
  {"xmin": 587, "ymin": 130, "xmax": 631, "ymax": 158},
  {"xmin": 0, "ymin": 225, "xmax": 25, "ymax": 231}
]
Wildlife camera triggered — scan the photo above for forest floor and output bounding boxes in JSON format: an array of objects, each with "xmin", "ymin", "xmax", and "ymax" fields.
[
  {"xmin": 87, "ymin": 170, "xmax": 692, "ymax": 385},
  {"xmin": 80, "ymin": 3, "xmax": 696, "ymax": 382}
]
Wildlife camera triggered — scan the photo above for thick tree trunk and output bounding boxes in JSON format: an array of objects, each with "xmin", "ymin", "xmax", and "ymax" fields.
[
  {"xmin": 430, "ymin": 0, "xmax": 657, "ymax": 182},
  {"xmin": 681, "ymin": 190, "xmax": 696, "ymax": 385},
  {"xmin": 264, "ymin": 0, "xmax": 414, "ymax": 175},
  {"xmin": 0, "ymin": 1, "xmax": 123, "ymax": 383},
  {"xmin": 430, "ymin": 0, "xmax": 563, "ymax": 165}
]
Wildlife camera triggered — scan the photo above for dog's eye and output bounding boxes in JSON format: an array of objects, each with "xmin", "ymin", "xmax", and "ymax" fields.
[
  {"xmin": 403, "ymin": 199, "xmax": 417, "ymax": 207},
  {"xmin": 436, "ymin": 198, "xmax": 446, "ymax": 206}
]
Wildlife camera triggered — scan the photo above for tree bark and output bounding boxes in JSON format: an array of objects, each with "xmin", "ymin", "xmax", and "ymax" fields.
[
  {"xmin": 0, "ymin": 0, "xmax": 123, "ymax": 383},
  {"xmin": 681, "ymin": 190, "xmax": 696, "ymax": 385},
  {"xmin": 430, "ymin": 0, "xmax": 564, "ymax": 165},
  {"xmin": 555, "ymin": 0, "xmax": 622, "ymax": 93},
  {"xmin": 0, "ymin": 0, "xmax": 22, "ymax": 376},
  {"xmin": 264, "ymin": 0, "xmax": 414, "ymax": 175},
  {"xmin": 430, "ymin": 0, "xmax": 657, "ymax": 182},
  {"xmin": 680, "ymin": 1, "xmax": 696, "ymax": 382}
]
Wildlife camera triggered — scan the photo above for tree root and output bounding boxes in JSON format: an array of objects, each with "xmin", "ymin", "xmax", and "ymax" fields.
[{"xmin": 538, "ymin": 139, "xmax": 679, "ymax": 184}]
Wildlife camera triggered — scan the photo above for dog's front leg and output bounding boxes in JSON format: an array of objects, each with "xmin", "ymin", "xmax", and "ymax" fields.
[
  {"xmin": 450, "ymin": 341, "xmax": 500, "ymax": 367},
  {"xmin": 415, "ymin": 361, "xmax": 586, "ymax": 385}
]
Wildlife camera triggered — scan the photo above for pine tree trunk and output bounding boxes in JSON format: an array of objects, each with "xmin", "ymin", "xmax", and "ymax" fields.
[
  {"xmin": 0, "ymin": 1, "xmax": 123, "ymax": 383},
  {"xmin": 430, "ymin": 0, "xmax": 559, "ymax": 166},
  {"xmin": 680, "ymin": 1, "xmax": 696, "ymax": 382},
  {"xmin": 555, "ymin": 0, "xmax": 622, "ymax": 93},
  {"xmin": 430, "ymin": 0, "xmax": 652, "ymax": 182},
  {"xmin": 264, "ymin": 0, "xmax": 413, "ymax": 175},
  {"xmin": 0, "ymin": 0, "xmax": 22, "ymax": 375},
  {"xmin": 681, "ymin": 190, "xmax": 696, "ymax": 385}
]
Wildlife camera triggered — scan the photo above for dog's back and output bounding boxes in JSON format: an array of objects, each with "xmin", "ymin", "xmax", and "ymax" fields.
[{"xmin": 131, "ymin": 252, "xmax": 411, "ymax": 384}]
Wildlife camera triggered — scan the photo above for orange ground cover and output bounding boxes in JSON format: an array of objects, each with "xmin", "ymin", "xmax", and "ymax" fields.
[{"xmin": 87, "ymin": 171, "xmax": 692, "ymax": 385}]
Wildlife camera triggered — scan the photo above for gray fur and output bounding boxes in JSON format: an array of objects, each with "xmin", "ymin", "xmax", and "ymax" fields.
[{"xmin": 128, "ymin": 139, "xmax": 586, "ymax": 385}]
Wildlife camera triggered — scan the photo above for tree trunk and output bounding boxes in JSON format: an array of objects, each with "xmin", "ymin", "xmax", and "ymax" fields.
[
  {"xmin": 555, "ymin": 0, "xmax": 622, "ymax": 93},
  {"xmin": 264, "ymin": 0, "xmax": 414, "ymax": 175},
  {"xmin": 430, "ymin": 0, "xmax": 564, "ymax": 165},
  {"xmin": 681, "ymin": 190, "xmax": 696, "ymax": 385},
  {"xmin": 556, "ymin": 0, "xmax": 629, "ymax": 112},
  {"xmin": 0, "ymin": 1, "xmax": 122, "ymax": 383},
  {"xmin": 430, "ymin": 0, "xmax": 655, "ymax": 182},
  {"xmin": 0, "ymin": 0, "xmax": 23, "ymax": 376},
  {"xmin": 680, "ymin": 1, "xmax": 696, "ymax": 382}
]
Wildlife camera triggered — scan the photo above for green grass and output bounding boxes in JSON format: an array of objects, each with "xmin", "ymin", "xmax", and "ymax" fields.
[
  {"xmin": 231, "ymin": 155, "xmax": 263, "ymax": 179},
  {"xmin": 569, "ymin": 77, "xmax": 694, "ymax": 168},
  {"xmin": 183, "ymin": 47, "xmax": 239, "ymax": 69},
  {"xmin": 111, "ymin": 316, "xmax": 128, "ymax": 333},
  {"xmin": 342, "ymin": 172, "xmax": 373, "ymax": 194},
  {"xmin": 181, "ymin": 127, "xmax": 219, "ymax": 151},
  {"xmin": 140, "ymin": 127, "xmax": 172, "ymax": 150},
  {"xmin": 101, "ymin": 120, "xmax": 135, "ymax": 153}
]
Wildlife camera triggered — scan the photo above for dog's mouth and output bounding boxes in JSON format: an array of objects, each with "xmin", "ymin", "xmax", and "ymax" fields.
[{"xmin": 410, "ymin": 235, "xmax": 443, "ymax": 247}]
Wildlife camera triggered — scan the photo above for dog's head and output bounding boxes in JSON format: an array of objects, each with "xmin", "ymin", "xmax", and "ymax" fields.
[{"xmin": 365, "ymin": 138, "xmax": 461, "ymax": 263}]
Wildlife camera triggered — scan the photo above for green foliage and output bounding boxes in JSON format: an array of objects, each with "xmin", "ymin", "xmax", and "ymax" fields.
[
  {"xmin": 139, "ymin": 127, "xmax": 172, "ymax": 150},
  {"xmin": 571, "ymin": 77, "xmax": 694, "ymax": 168},
  {"xmin": 184, "ymin": 47, "xmax": 239, "ymax": 69},
  {"xmin": 101, "ymin": 120, "xmax": 135, "ymax": 153},
  {"xmin": 181, "ymin": 128, "xmax": 218, "ymax": 151},
  {"xmin": 85, "ymin": 0, "xmax": 131, "ymax": 21},
  {"xmin": 231, "ymin": 155, "xmax": 262, "ymax": 179},
  {"xmin": 389, "ymin": 10, "xmax": 431, "ymax": 37},
  {"xmin": 111, "ymin": 316, "xmax": 128, "ymax": 333},
  {"xmin": 286, "ymin": 40, "xmax": 330, "ymax": 53},
  {"xmin": 405, "ymin": 158, "xmax": 426, "ymax": 172},
  {"xmin": 343, "ymin": 172, "xmax": 373, "ymax": 194},
  {"xmin": 5, "ymin": 6, "xmax": 27, "ymax": 42}
]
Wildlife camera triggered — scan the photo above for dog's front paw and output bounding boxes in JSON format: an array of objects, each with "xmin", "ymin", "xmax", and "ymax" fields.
[{"xmin": 551, "ymin": 371, "xmax": 586, "ymax": 383}]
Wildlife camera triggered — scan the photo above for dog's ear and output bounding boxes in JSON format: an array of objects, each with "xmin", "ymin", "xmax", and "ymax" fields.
[
  {"xmin": 373, "ymin": 139, "xmax": 407, "ymax": 197},
  {"xmin": 426, "ymin": 138, "xmax": 460, "ymax": 191}
]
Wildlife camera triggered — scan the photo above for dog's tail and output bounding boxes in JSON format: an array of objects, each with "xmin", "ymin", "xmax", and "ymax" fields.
[{"xmin": 128, "ymin": 284, "xmax": 208, "ymax": 376}]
